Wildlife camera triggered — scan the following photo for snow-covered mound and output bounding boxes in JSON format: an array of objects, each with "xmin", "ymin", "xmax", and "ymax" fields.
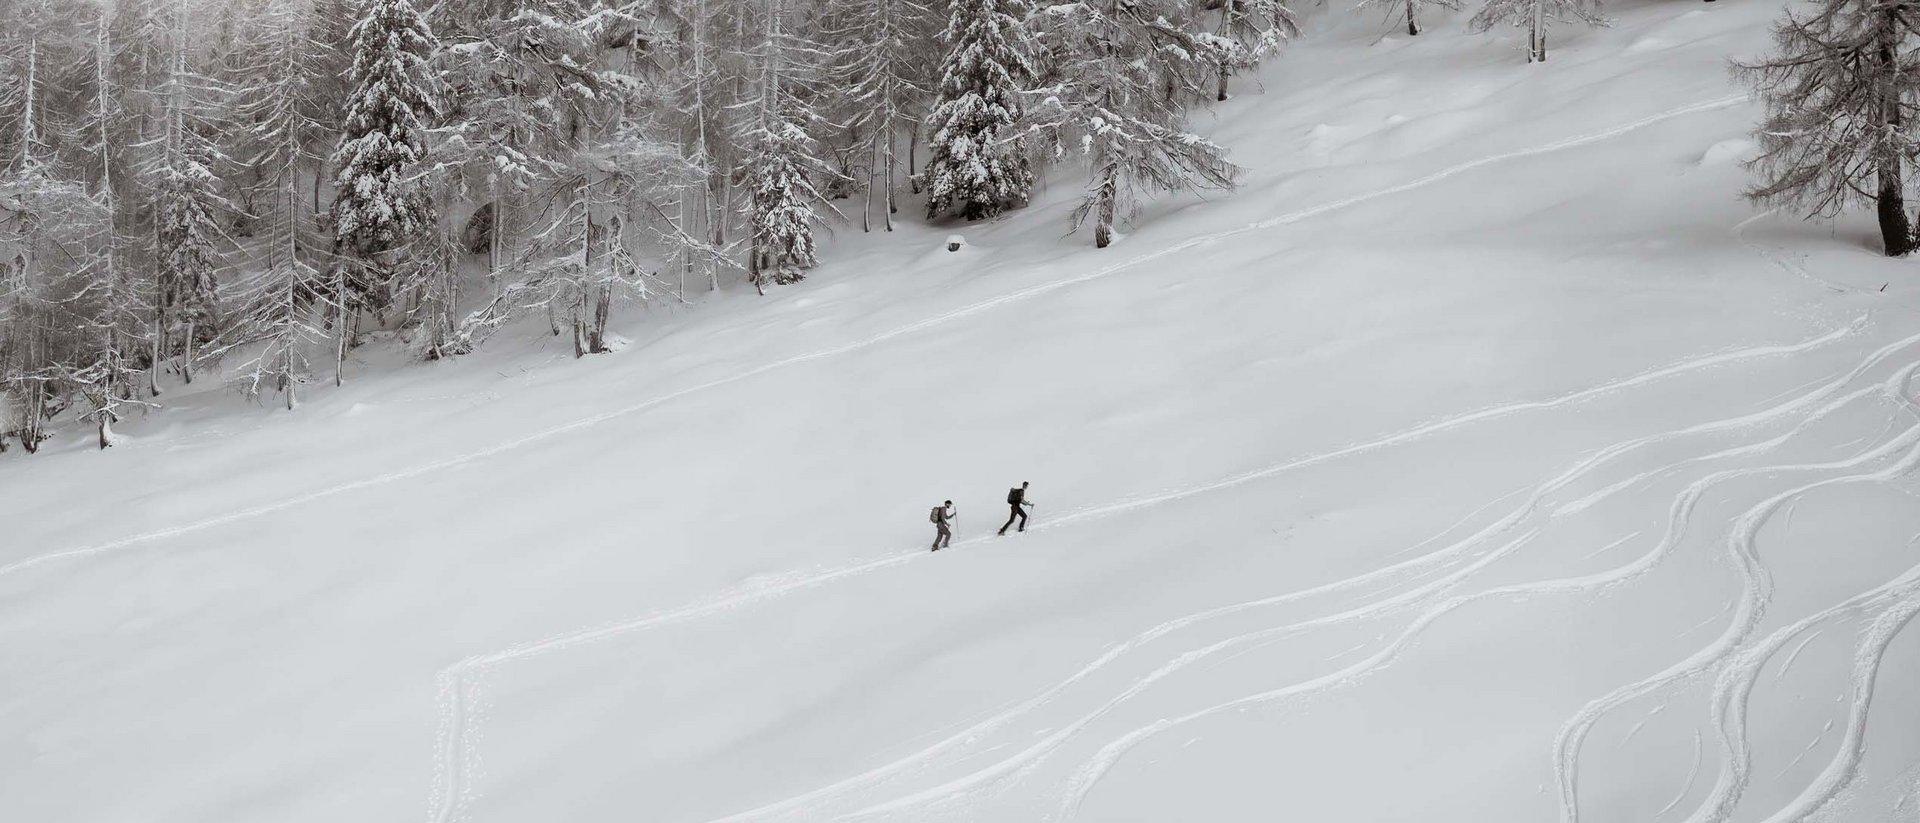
[{"xmin": 4, "ymin": 2, "xmax": 1918, "ymax": 822}]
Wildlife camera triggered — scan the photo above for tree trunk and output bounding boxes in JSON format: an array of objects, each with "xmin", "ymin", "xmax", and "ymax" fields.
[
  {"xmin": 862, "ymin": 144, "xmax": 875, "ymax": 233},
  {"xmin": 1094, "ymin": 167, "xmax": 1118, "ymax": 249},
  {"xmin": 147, "ymin": 334, "xmax": 163, "ymax": 397},
  {"xmin": 21, "ymin": 379, "xmax": 44, "ymax": 454},
  {"xmin": 1407, "ymin": 0, "xmax": 1420, "ymax": 35},
  {"xmin": 1216, "ymin": 60, "xmax": 1230, "ymax": 101},
  {"xmin": 1878, "ymin": 22, "xmax": 1915, "ymax": 256},
  {"xmin": 591, "ymin": 286, "xmax": 611, "ymax": 353},
  {"xmin": 489, "ymin": 194, "xmax": 504, "ymax": 287},
  {"xmin": 334, "ymin": 286, "xmax": 350, "ymax": 387},
  {"xmin": 97, "ymin": 415, "xmax": 114, "ymax": 450},
  {"xmin": 1529, "ymin": 0, "xmax": 1546, "ymax": 62},
  {"xmin": 885, "ymin": 129, "xmax": 898, "ymax": 224},
  {"xmin": 180, "ymin": 319, "xmax": 194, "ymax": 384},
  {"xmin": 713, "ymin": 171, "xmax": 729, "ymax": 292},
  {"xmin": 909, "ymin": 131, "xmax": 921, "ymax": 194}
]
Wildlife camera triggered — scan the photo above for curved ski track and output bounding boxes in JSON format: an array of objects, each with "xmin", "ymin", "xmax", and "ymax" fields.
[
  {"xmin": 424, "ymin": 315, "xmax": 1880, "ymax": 823},
  {"xmin": 416, "ymin": 95, "xmax": 1920, "ymax": 823}
]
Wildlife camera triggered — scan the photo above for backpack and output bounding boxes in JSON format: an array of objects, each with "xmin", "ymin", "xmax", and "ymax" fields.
[
  {"xmin": 1006, "ymin": 488, "xmax": 1020, "ymax": 504},
  {"xmin": 930, "ymin": 506, "xmax": 943, "ymax": 524}
]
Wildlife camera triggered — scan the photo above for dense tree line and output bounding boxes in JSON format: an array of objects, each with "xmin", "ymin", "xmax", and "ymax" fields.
[{"xmin": 1, "ymin": 0, "xmax": 1613, "ymax": 454}]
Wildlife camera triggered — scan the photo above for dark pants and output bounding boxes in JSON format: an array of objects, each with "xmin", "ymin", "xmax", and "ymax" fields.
[
  {"xmin": 999, "ymin": 505, "xmax": 1027, "ymax": 534},
  {"xmin": 932, "ymin": 523, "xmax": 952, "ymax": 550}
]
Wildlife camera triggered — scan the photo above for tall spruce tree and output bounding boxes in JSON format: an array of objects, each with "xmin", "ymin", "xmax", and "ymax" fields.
[
  {"xmin": 738, "ymin": 0, "xmax": 835, "ymax": 292},
  {"xmin": 1735, "ymin": 0, "xmax": 1920, "ymax": 256},
  {"xmin": 922, "ymin": 0, "xmax": 1036, "ymax": 221},
  {"xmin": 329, "ymin": 0, "xmax": 440, "ymax": 309}
]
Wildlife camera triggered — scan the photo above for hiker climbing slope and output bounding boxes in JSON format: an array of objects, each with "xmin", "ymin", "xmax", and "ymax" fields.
[
  {"xmin": 930, "ymin": 500, "xmax": 956, "ymax": 551},
  {"xmin": 999, "ymin": 482, "xmax": 1033, "ymax": 535}
]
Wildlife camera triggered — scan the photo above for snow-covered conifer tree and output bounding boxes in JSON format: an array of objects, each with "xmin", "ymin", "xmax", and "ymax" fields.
[
  {"xmin": 827, "ymin": 0, "xmax": 938, "ymax": 231},
  {"xmin": 1025, "ymin": 0, "xmax": 1237, "ymax": 248},
  {"xmin": 435, "ymin": 0, "xmax": 604, "ymax": 287},
  {"xmin": 1202, "ymin": 0, "xmax": 1297, "ymax": 101},
  {"xmin": 1, "ymin": 35, "xmax": 119, "ymax": 451},
  {"xmin": 656, "ymin": 0, "xmax": 750, "ymax": 291},
  {"xmin": 74, "ymin": 17, "xmax": 157, "ymax": 437},
  {"xmin": 225, "ymin": 0, "xmax": 334, "ymax": 235},
  {"xmin": 737, "ymin": 0, "xmax": 836, "ymax": 291},
  {"xmin": 146, "ymin": 7, "xmax": 229, "ymax": 385},
  {"xmin": 451, "ymin": 3, "xmax": 690, "ymax": 353},
  {"xmin": 922, "ymin": 0, "xmax": 1036, "ymax": 221},
  {"xmin": 1469, "ymin": 0, "xmax": 1602, "ymax": 62},
  {"xmin": 211, "ymin": 178, "xmax": 337, "ymax": 407},
  {"xmin": 329, "ymin": 0, "xmax": 440, "ymax": 308},
  {"xmin": 1734, "ymin": 0, "xmax": 1920, "ymax": 257}
]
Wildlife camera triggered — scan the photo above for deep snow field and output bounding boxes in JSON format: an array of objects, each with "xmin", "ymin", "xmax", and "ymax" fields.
[{"xmin": 6, "ymin": 1, "xmax": 1920, "ymax": 821}]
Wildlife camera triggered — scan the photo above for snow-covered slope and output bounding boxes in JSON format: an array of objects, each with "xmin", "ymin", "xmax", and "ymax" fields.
[{"xmin": 5, "ymin": 1, "xmax": 1920, "ymax": 821}]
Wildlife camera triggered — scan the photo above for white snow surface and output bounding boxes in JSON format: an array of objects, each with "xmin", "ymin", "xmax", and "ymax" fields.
[{"xmin": 6, "ymin": 2, "xmax": 1920, "ymax": 821}]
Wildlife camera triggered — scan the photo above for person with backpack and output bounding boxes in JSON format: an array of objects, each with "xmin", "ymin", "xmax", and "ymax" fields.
[
  {"xmin": 930, "ymin": 500, "xmax": 957, "ymax": 551},
  {"xmin": 999, "ymin": 482, "xmax": 1033, "ymax": 535}
]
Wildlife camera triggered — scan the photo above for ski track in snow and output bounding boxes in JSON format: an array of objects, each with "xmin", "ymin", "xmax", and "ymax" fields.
[
  {"xmin": 1656, "ymin": 731, "xmax": 1705, "ymax": 817},
  {"xmin": 1052, "ymin": 355, "xmax": 1920, "ymax": 822},
  {"xmin": 424, "ymin": 314, "xmax": 1880, "ymax": 823},
  {"xmin": 719, "ymin": 328, "xmax": 1920, "ymax": 822},
  {"xmin": 3, "ymin": 94, "xmax": 1756, "ymax": 586},
  {"xmin": 413, "ymin": 95, "xmax": 1920, "ymax": 823},
  {"xmin": 1688, "ymin": 557, "xmax": 1920, "ymax": 823},
  {"xmin": 1774, "ymin": 629, "xmax": 1824, "ymax": 683},
  {"xmin": 446, "ymin": 331, "xmax": 1920, "ymax": 823},
  {"xmin": 1553, "ymin": 359, "xmax": 1920, "ymax": 823}
]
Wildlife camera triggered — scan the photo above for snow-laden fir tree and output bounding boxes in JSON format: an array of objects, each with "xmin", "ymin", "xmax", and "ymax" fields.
[
  {"xmin": 209, "ymin": 175, "xmax": 338, "ymax": 407},
  {"xmin": 1469, "ymin": 0, "xmax": 1602, "ymax": 62},
  {"xmin": 825, "ymin": 0, "xmax": 938, "ymax": 231},
  {"xmin": 447, "ymin": 2, "xmax": 678, "ymax": 356},
  {"xmin": 1, "ymin": 35, "xmax": 118, "ymax": 452},
  {"xmin": 435, "ymin": 0, "xmax": 601, "ymax": 286},
  {"xmin": 226, "ymin": 0, "xmax": 338, "ymax": 233},
  {"xmin": 1024, "ymin": 0, "xmax": 1238, "ymax": 248},
  {"xmin": 212, "ymin": 0, "xmax": 342, "ymax": 407},
  {"xmin": 1201, "ymin": 0, "xmax": 1297, "ymax": 101},
  {"xmin": 737, "ymin": 0, "xmax": 837, "ymax": 292},
  {"xmin": 145, "ymin": 1, "xmax": 229, "ymax": 385},
  {"xmin": 1735, "ymin": 0, "xmax": 1920, "ymax": 256},
  {"xmin": 922, "ymin": 0, "xmax": 1037, "ymax": 221},
  {"xmin": 1356, "ymin": 0, "xmax": 1458, "ymax": 38},
  {"xmin": 654, "ymin": 0, "xmax": 756, "ymax": 292},
  {"xmin": 73, "ymin": 16, "xmax": 158, "ymax": 438},
  {"xmin": 459, "ymin": 134, "xmax": 683, "ymax": 356},
  {"xmin": 329, "ymin": 0, "xmax": 440, "ymax": 309}
]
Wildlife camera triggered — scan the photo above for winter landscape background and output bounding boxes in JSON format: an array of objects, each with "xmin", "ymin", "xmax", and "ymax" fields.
[{"xmin": 6, "ymin": 0, "xmax": 1920, "ymax": 820}]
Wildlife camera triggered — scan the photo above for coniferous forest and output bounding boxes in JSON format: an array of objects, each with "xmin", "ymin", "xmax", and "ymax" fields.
[
  {"xmin": 3, "ymin": 0, "xmax": 1913, "ymax": 454},
  {"xmin": 0, "ymin": 0, "xmax": 1308, "ymax": 451}
]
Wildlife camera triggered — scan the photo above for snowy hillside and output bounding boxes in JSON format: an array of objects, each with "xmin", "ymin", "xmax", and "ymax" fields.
[{"xmin": 6, "ymin": 1, "xmax": 1920, "ymax": 822}]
